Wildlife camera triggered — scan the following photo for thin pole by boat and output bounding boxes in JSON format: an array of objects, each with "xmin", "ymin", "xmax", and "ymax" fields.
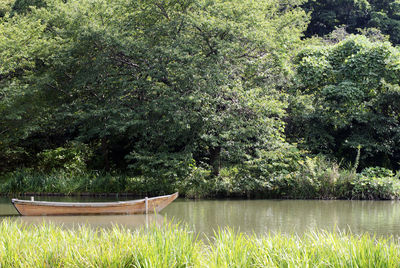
[
  {"xmin": 145, "ymin": 197, "xmax": 148, "ymax": 214},
  {"xmin": 11, "ymin": 192, "xmax": 178, "ymax": 216}
]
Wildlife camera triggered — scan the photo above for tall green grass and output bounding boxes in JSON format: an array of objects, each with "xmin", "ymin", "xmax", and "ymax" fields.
[
  {"xmin": 0, "ymin": 220, "xmax": 202, "ymax": 267},
  {"xmin": 208, "ymin": 228, "xmax": 400, "ymax": 267},
  {"xmin": 0, "ymin": 169, "xmax": 173, "ymax": 196},
  {"xmin": 0, "ymin": 220, "xmax": 399, "ymax": 267}
]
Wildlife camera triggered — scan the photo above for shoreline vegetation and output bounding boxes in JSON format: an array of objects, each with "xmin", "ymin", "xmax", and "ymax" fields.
[
  {"xmin": 1, "ymin": 156, "xmax": 400, "ymax": 200},
  {"xmin": 0, "ymin": 220, "xmax": 398, "ymax": 267}
]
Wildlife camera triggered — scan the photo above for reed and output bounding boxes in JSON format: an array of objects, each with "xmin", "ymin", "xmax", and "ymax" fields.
[
  {"xmin": 0, "ymin": 220, "xmax": 203, "ymax": 267},
  {"xmin": 0, "ymin": 220, "xmax": 399, "ymax": 267},
  {"xmin": 208, "ymin": 229, "xmax": 400, "ymax": 267}
]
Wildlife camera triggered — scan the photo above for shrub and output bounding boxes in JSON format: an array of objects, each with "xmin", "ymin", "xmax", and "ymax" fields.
[
  {"xmin": 37, "ymin": 142, "xmax": 92, "ymax": 174},
  {"xmin": 351, "ymin": 170, "xmax": 400, "ymax": 200}
]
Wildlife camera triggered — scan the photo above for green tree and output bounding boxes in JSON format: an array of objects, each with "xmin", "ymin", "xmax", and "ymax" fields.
[
  {"xmin": 0, "ymin": 0, "xmax": 13, "ymax": 17},
  {"xmin": 290, "ymin": 36, "xmax": 400, "ymax": 169},
  {"xmin": 11, "ymin": 0, "xmax": 46, "ymax": 15},
  {"xmin": 303, "ymin": 0, "xmax": 400, "ymax": 44},
  {"xmin": 0, "ymin": 0, "xmax": 308, "ymax": 187},
  {"xmin": 303, "ymin": 0, "xmax": 370, "ymax": 35}
]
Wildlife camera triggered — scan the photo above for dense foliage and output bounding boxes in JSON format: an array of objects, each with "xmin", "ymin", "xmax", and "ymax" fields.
[
  {"xmin": 290, "ymin": 36, "xmax": 400, "ymax": 169},
  {"xmin": 303, "ymin": 0, "xmax": 400, "ymax": 44},
  {"xmin": 1, "ymin": 0, "xmax": 400, "ymax": 198},
  {"xmin": 0, "ymin": 0, "xmax": 308, "ymax": 193}
]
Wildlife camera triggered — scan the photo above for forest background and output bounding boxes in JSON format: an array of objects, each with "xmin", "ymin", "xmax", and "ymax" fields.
[{"xmin": 2, "ymin": 0, "xmax": 400, "ymax": 199}]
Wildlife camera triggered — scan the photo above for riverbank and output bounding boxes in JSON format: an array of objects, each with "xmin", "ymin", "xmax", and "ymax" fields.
[
  {"xmin": 0, "ymin": 220, "xmax": 398, "ymax": 267},
  {"xmin": 1, "ymin": 163, "xmax": 400, "ymax": 200}
]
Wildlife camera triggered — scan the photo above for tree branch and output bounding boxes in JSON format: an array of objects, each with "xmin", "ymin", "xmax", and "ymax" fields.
[{"xmin": 155, "ymin": 2, "xmax": 170, "ymax": 20}]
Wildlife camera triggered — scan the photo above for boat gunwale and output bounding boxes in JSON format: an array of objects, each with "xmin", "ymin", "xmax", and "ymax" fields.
[{"xmin": 11, "ymin": 192, "xmax": 178, "ymax": 207}]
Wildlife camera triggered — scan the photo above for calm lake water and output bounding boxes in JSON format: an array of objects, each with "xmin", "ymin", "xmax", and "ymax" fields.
[{"xmin": 2, "ymin": 196, "xmax": 400, "ymax": 237}]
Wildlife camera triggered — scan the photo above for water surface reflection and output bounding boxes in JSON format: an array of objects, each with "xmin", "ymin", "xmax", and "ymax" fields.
[
  {"xmin": 163, "ymin": 199, "xmax": 400, "ymax": 237},
  {"xmin": 1, "ymin": 197, "xmax": 400, "ymax": 237}
]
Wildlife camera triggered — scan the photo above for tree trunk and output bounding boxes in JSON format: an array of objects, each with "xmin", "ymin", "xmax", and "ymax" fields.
[
  {"xmin": 210, "ymin": 146, "xmax": 221, "ymax": 176},
  {"xmin": 101, "ymin": 138, "xmax": 110, "ymax": 171}
]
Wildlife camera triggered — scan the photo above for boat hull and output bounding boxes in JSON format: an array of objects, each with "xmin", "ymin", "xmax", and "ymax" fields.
[{"xmin": 12, "ymin": 192, "xmax": 178, "ymax": 216}]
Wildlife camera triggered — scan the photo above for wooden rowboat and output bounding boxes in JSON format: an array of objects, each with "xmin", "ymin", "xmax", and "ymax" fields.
[{"xmin": 12, "ymin": 192, "xmax": 178, "ymax": 216}]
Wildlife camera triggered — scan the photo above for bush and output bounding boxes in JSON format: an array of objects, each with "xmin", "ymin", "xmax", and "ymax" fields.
[
  {"xmin": 360, "ymin": 167, "xmax": 394, "ymax": 178},
  {"xmin": 261, "ymin": 156, "xmax": 400, "ymax": 200},
  {"xmin": 178, "ymin": 165, "xmax": 213, "ymax": 199},
  {"xmin": 351, "ymin": 168, "xmax": 400, "ymax": 200},
  {"xmin": 37, "ymin": 142, "xmax": 92, "ymax": 174}
]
